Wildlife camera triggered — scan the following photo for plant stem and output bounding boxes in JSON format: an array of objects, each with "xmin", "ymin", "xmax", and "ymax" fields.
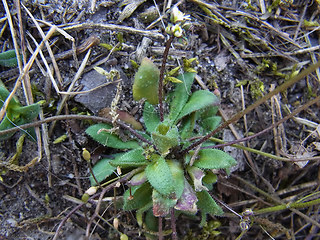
[
  {"xmin": 158, "ymin": 35, "xmax": 174, "ymax": 121},
  {"xmin": 158, "ymin": 216, "xmax": 163, "ymax": 240},
  {"xmin": 179, "ymin": 60, "xmax": 320, "ymax": 155},
  {"xmin": 171, "ymin": 208, "xmax": 177, "ymax": 240},
  {"xmin": 254, "ymin": 198, "xmax": 320, "ymax": 215},
  {"xmin": 0, "ymin": 114, "xmax": 155, "ymax": 147},
  {"xmin": 233, "ymin": 175, "xmax": 320, "ymax": 228},
  {"xmin": 208, "ymin": 93, "xmax": 320, "ymax": 153},
  {"xmin": 207, "ymin": 137, "xmax": 320, "ymax": 162}
]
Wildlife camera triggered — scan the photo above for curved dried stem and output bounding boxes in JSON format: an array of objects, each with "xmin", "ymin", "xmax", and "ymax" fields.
[
  {"xmin": 0, "ymin": 114, "xmax": 155, "ymax": 148},
  {"xmin": 180, "ymin": 60, "xmax": 320, "ymax": 155},
  {"xmin": 202, "ymin": 94, "xmax": 320, "ymax": 162}
]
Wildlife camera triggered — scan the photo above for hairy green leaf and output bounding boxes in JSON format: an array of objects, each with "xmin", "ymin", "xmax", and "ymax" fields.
[
  {"xmin": 0, "ymin": 95, "xmax": 40, "ymax": 140},
  {"xmin": 196, "ymin": 191, "xmax": 223, "ymax": 226},
  {"xmin": 133, "ymin": 58, "xmax": 159, "ymax": 105},
  {"xmin": 86, "ymin": 123, "xmax": 140, "ymax": 149},
  {"xmin": 201, "ymin": 106, "xmax": 219, "ymax": 119},
  {"xmin": 90, "ymin": 157, "xmax": 117, "ymax": 185},
  {"xmin": 143, "ymin": 101, "xmax": 160, "ymax": 133},
  {"xmin": 111, "ymin": 148, "xmax": 148, "ymax": 167},
  {"xmin": 180, "ymin": 112, "xmax": 197, "ymax": 140},
  {"xmin": 176, "ymin": 90, "xmax": 219, "ymax": 122},
  {"xmin": 200, "ymin": 116, "xmax": 221, "ymax": 133},
  {"xmin": 167, "ymin": 160, "xmax": 185, "ymax": 199},
  {"xmin": 151, "ymin": 124, "xmax": 179, "ymax": 155},
  {"xmin": 123, "ymin": 183, "xmax": 152, "ymax": 210},
  {"xmin": 145, "ymin": 156, "xmax": 175, "ymax": 196},
  {"xmin": 202, "ymin": 171, "xmax": 217, "ymax": 191},
  {"xmin": 193, "ymin": 149, "xmax": 237, "ymax": 170},
  {"xmin": 168, "ymin": 72, "xmax": 196, "ymax": 123}
]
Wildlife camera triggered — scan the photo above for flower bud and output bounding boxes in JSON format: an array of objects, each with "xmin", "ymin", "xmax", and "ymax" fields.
[
  {"xmin": 172, "ymin": 24, "xmax": 183, "ymax": 38},
  {"xmin": 170, "ymin": 6, "xmax": 190, "ymax": 23},
  {"xmin": 113, "ymin": 218, "xmax": 119, "ymax": 230},
  {"xmin": 81, "ymin": 193, "xmax": 89, "ymax": 202},
  {"xmin": 120, "ymin": 233, "xmax": 128, "ymax": 240},
  {"xmin": 85, "ymin": 186, "xmax": 97, "ymax": 195}
]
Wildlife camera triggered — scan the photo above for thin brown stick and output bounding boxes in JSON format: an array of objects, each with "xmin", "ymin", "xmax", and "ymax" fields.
[
  {"xmin": 49, "ymin": 49, "xmax": 91, "ymax": 135},
  {"xmin": 204, "ymin": 94, "xmax": 320, "ymax": 151},
  {"xmin": 0, "ymin": 114, "xmax": 155, "ymax": 147}
]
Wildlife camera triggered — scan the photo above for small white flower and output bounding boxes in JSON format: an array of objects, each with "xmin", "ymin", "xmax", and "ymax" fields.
[
  {"xmin": 172, "ymin": 24, "xmax": 183, "ymax": 38},
  {"xmin": 170, "ymin": 6, "xmax": 190, "ymax": 23}
]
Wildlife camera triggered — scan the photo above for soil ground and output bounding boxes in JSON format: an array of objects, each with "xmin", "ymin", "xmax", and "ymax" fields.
[{"xmin": 0, "ymin": 0, "xmax": 320, "ymax": 239}]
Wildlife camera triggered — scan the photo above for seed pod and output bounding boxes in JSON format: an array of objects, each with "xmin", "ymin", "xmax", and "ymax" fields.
[{"xmin": 82, "ymin": 148, "xmax": 91, "ymax": 162}]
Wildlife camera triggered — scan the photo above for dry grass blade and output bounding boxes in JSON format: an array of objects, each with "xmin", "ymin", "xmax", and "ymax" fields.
[
  {"xmin": 22, "ymin": 4, "xmax": 63, "ymax": 86},
  {"xmin": 49, "ymin": 49, "xmax": 92, "ymax": 135},
  {"xmin": 63, "ymin": 22, "xmax": 165, "ymax": 40},
  {"xmin": 0, "ymin": 25, "xmax": 56, "ymax": 120}
]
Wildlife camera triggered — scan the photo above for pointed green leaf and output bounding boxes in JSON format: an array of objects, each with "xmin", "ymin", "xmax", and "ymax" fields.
[
  {"xmin": 180, "ymin": 112, "xmax": 197, "ymax": 140},
  {"xmin": 123, "ymin": 183, "xmax": 152, "ymax": 210},
  {"xmin": 152, "ymin": 189, "xmax": 177, "ymax": 217},
  {"xmin": 86, "ymin": 123, "xmax": 140, "ymax": 149},
  {"xmin": 201, "ymin": 106, "xmax": 219, "ymax": 119},
  {"xmin": 0, "ymin": 104, "xmax": 40, "ymax": 141},
  {"xmin": 151, "ymin": 124, "xmax": 179, "ymax": 155},
  {"xmin": 0, "ymin": 116, "xmax": 15, "ymax": 140},
  {"xmin": 111, "ymin": 148, "xmax": 148, "ymax": 167},
  {"xmin": 176, "ymin": 90, "xmax": 219, "ymax": 122},
  {"xmin": 0, "ymin": 87, "xmax": 20, "ymax": 109},
  {"xmin": 0, "ymin": 49, "xmax": 21, "ymax": 68},
  {"xmin": 193, "ymin": 149, "xmax": 237, "ymax": 170},
  {"xmin": 168, "ymin": 72, "xmax": 196, "ymax": 122},
  {"xmin": 12, "ymin": 103, "xmax": 40, "ymax": 123},
  {"xmin": 145, "ymin": 156, "xmax": 175, "ymax": 196},
  {"xmin": 202, "ymin": 171, "xmax": 217, "ymax": 191},
  {"xmin": 144, "ymin": 208, "xmax": 158, "ymax": 231},
  {"xmin": 201, "ymin": 116, "xmax": 221, "ymax": 133},
  {"xmin": 196, "ymin": 190, "xmax": 223, "ymax": 226},
  {"xmin": 143, "ymin": 101, "xmax": 160, "ymax": 133},
  {"xmin": 90, "ymin": 157, "xmax": 117, "ymax": 185},
  {"xmin": 133, "ymin": 58, "xmax": 159, "ymax": 105}
]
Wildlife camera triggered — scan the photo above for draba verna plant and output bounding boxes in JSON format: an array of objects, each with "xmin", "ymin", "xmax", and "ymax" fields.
[
  {"xmin": 85, "ymin": 58, "xmax": 237, "ymax": 233},
  {"xmin": 0, "ymin": 84, "xmax": 40, "ymax": 140},
  {"xmin": 85, "ymin": 6, "xmax": 237, "ymax": 238}
]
